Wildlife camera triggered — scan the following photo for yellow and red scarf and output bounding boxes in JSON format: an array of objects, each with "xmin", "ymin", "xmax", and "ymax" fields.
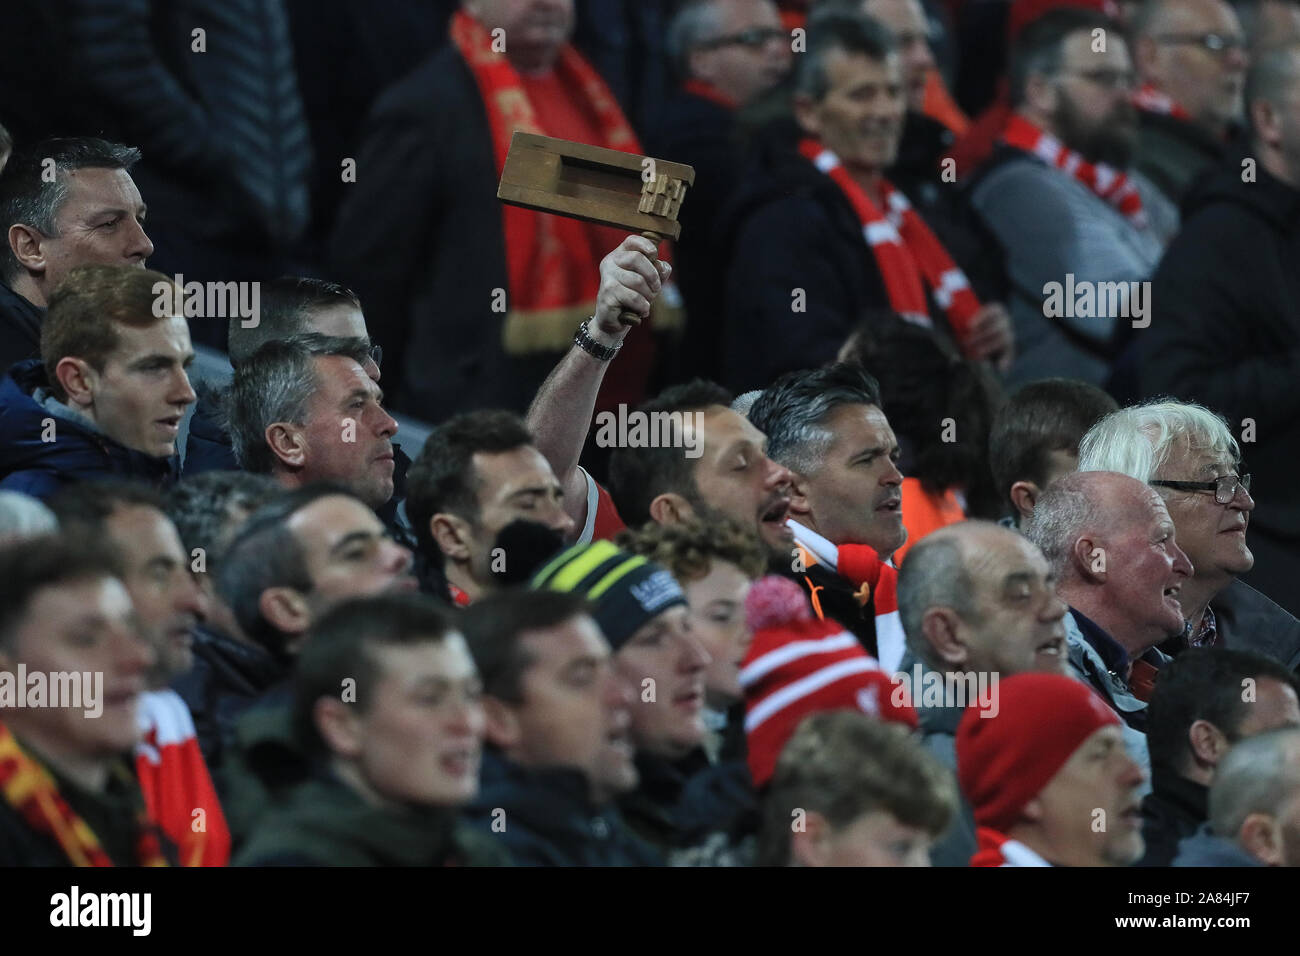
[
  {"xmin": 797, "ymin": 137, "xmax": 979, "ymax": 346},
  {"xmin": 0, "ymin": 721, "xmax": 168, "ymax": 867},
  {"xmin": 451, "ymin": 10, "xmax": 677, "ymax": 353},
  {"xmin": 1001, "ymin": 113, "xmax": 1147, "ymax": 229}
]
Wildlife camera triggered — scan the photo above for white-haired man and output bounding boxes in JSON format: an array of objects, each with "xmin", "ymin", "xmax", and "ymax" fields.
[{"xmin": 1078, "ymin": 400, "xmax": 1300, "ymax": 671}]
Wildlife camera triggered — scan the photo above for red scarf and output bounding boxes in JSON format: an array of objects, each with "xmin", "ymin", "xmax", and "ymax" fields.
[
  {"xmin": 135, "ymin": 689, "xmax": 230, "ymax": 866},
  {"xmin": 682, "ymin": 79, "xmax": 737, "ymax": 110},
  {"xmin": 0, "ymin": 721, "xmax": 169, "ymax": 867},
  {"xmin": 797, "ymin": 138, "xmax": 978, "ymax": 344},
  {"xmin": 450, "ymin": 10, "xmax": 643, "ymax": 352},
  {"xmin": 1132, "ymin": 84, "xmax": 1190, "ymax": 121},
  {"xmin": 1001, "ymin": 113, "xmax": 1147, "ymax": 229}
]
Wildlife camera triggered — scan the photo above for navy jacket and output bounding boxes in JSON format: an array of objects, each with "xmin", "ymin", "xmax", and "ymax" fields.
[
  {"xmin": 170, "ymin": 624, "xmax": 288, "ymax": 775},
  {"xmin": 466, "ymin": 751, "xmax": 661, "ymax": 867},
  {"xmin": 0, "ymin": 282, "xmax": 43, "ymax": 375},
  {"xmin": 0, "ymin": 360, "xmax": 180, "ymax": 499}
]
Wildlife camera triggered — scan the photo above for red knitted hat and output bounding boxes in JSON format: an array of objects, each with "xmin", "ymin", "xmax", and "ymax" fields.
[
  {"xmin": 739, "ymin": 575, "xmax": 917, "ymax": 788},
  {"xmin": 956, "ymin": 673, "xmax": 1120, "ymax": 833}
]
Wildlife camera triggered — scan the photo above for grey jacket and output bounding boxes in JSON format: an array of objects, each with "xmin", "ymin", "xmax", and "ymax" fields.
[
  {"xmin": 1064, "ymin": 612, "xmax": 1154, "ymax": 797},
  {"xmin": 1172, "ymin": 823, "xmax": 1263, "ymax": 867},
  {"xmin": 1213, "ymin": 578, "xmax": 1300, "ymax": 672},
  {"xmin": 968, "ymin": 154, "xmax": 1165, "ymax": 386}
]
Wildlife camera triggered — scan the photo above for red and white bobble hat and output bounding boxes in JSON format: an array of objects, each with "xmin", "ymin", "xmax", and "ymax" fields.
[{"xmin": 739, "ymin": 575, "xmax": 918, "ymax": 788}]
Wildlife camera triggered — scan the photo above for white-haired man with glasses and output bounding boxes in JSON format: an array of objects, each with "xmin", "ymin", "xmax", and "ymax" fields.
[{"xmin": 1079, "ymin": 399, "xmax": 1300, "ymax": 671}]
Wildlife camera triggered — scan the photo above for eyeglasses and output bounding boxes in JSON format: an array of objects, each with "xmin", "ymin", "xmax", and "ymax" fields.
[
  {"xmin": 1059, "ymin": 68, "xmax": 1137, "ymax": 91},
  {"xmin": 1151, "ymin": 33, "xmax": 1246, "ymax": 55},
  {"xmin": 1150, "ymin": 473, "xmax": 1252, "ymax": 505},
  {"xmin": 695, "ymin": 27, "xmax": 786, "ymax": 51},
  {"xmin": 368, "ymin": 344, "xmax": 383, "ymax": 368}
]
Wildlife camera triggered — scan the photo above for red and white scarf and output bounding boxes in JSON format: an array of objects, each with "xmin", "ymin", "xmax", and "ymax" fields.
[
  {"xmin": 1132, "ymin": 84, "xmax": 1190, "ymax": 121},
  {"xmin": 1002, "ymin": 113, "xmax": 1147, "ymax": 230},
  {"xmin": 788, "ymin": 520, "xmax": 906, "ymax": 673},
  {"xmin": 969, "ymin": 826, "xmax": 1053, "ymax": 867},
  {"xmin": 135, "ymin": 689, "xmax": 230, "ymax": 867},
  {"xmin": 797, "ymin": 138, "xmax": 979, "ymax": 344}
]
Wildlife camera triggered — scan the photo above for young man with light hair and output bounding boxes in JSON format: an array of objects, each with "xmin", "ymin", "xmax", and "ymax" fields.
[{"xmin": 1078, "ymin": 399, "xmax": 1300, "ymax": 669}]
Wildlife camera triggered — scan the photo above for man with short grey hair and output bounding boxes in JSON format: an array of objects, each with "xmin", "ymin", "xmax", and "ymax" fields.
[
  {"xmin": 1025, "ymin": 470, "xmax": 1194, "ymax": 782},
  {"xmin": 226, "ymin": 333, "xmax": 397, "ymax": 512},
  {"xmin": 1174, "ymin": 726, "xmax": 1300, "ymax": 865},
  {"xmin": 1079, "ymin": 399, "xmax": 1300, "ymax": 669},
  {"xmin": 895, "ymin": 519, "xmax": 1069, "ymax": 865}
]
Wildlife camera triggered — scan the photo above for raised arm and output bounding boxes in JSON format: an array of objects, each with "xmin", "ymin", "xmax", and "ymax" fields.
[{"xmin": 526, "ymin": 235, "xmax": 670, "ymax": 531}]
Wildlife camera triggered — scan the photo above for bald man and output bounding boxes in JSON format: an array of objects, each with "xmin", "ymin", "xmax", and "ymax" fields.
[
  {"xmin": 1131, "ymin": 0, "xmax": 1249, "ymax": 215},
  {"xmin": 1024, "ymin": 472, "xmax": 1193, "ymax": 784},
  {"xmin": 895, "ymin": 520, "xmax": 1070, "ymax": 865}
]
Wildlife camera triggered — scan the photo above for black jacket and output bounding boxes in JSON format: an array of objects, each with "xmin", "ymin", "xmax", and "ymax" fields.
[
  {"xmin": 465, "ymin": 751, "xmax": 661, "ymax": 866},
  {"xmin": 0, "ymin": 360, "xmax": 180, "ymax": 499},
  {"xmin": 1140, "ymin": 164, "xmax": 1300, "ymax": 546},
  {"xmin": 646, "ymin": 87, "xmax": 743, "ymax": 383},
  {"xmin": 718, "ymin": 120, "xmax": 963, "ymax": 393},
  {"xmin": 1159, "ymin": 579, "xmax": 1300, "ymax": 672},
  {"xmin": 1138, "ymin": 770, "xmax": 1208, "ymax": 868},
  {"xmin": 0, "ymin": 282, "xmax": 43, "ymax": 374},
  {"xmin": 617, "ymin": 747, "xmax": 756, "ymax": 863},
  {"xmin": 777, "ymin": 560, "xmax": 881, "ymax": 659},
  {"xmin": 328, "ymin": 45, "xmax": 520, "ymax": 419},
  {"xmin": 1134, "ymin": 110, "xmax": 1229, "ymax": 209},
  {"xmin": 170, "ymin": 624, "xmax": 288, "ymax": 773}
]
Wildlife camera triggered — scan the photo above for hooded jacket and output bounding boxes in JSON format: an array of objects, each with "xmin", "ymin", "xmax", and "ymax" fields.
[
  {"xmin": 235, "ymin": 771, "xmax": 509, "ymax": 866},
  {"xmin": 465, "ymin": 751, "xmax": 660, "ymax": 866},
  {"xmin": 0, "ymin": 360, "xmax": 180, "ymax": 499}
]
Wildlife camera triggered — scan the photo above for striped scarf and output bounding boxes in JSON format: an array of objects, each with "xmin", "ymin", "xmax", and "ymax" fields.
[
  {"xmin": 0, "ymin": 722, "xmax": 168, "ymax": 867},
  {"xmin": 1132, "ymin": 84, "xmax": 1190, "ymax": 121},
  {"xmin": 969, "ymin": 826, "xmax": 1053, "ymax": 867},
  {"xmin": 788, "ymin": 520, "xmax": 907, "ymax": 673},
  {"xmin": 797, "ymin": 137, "xmax": 979, "ymax": 345},
  {"xmin": 1001, "ymin": 113, "xmax": 1148, "ymax": 229}
]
